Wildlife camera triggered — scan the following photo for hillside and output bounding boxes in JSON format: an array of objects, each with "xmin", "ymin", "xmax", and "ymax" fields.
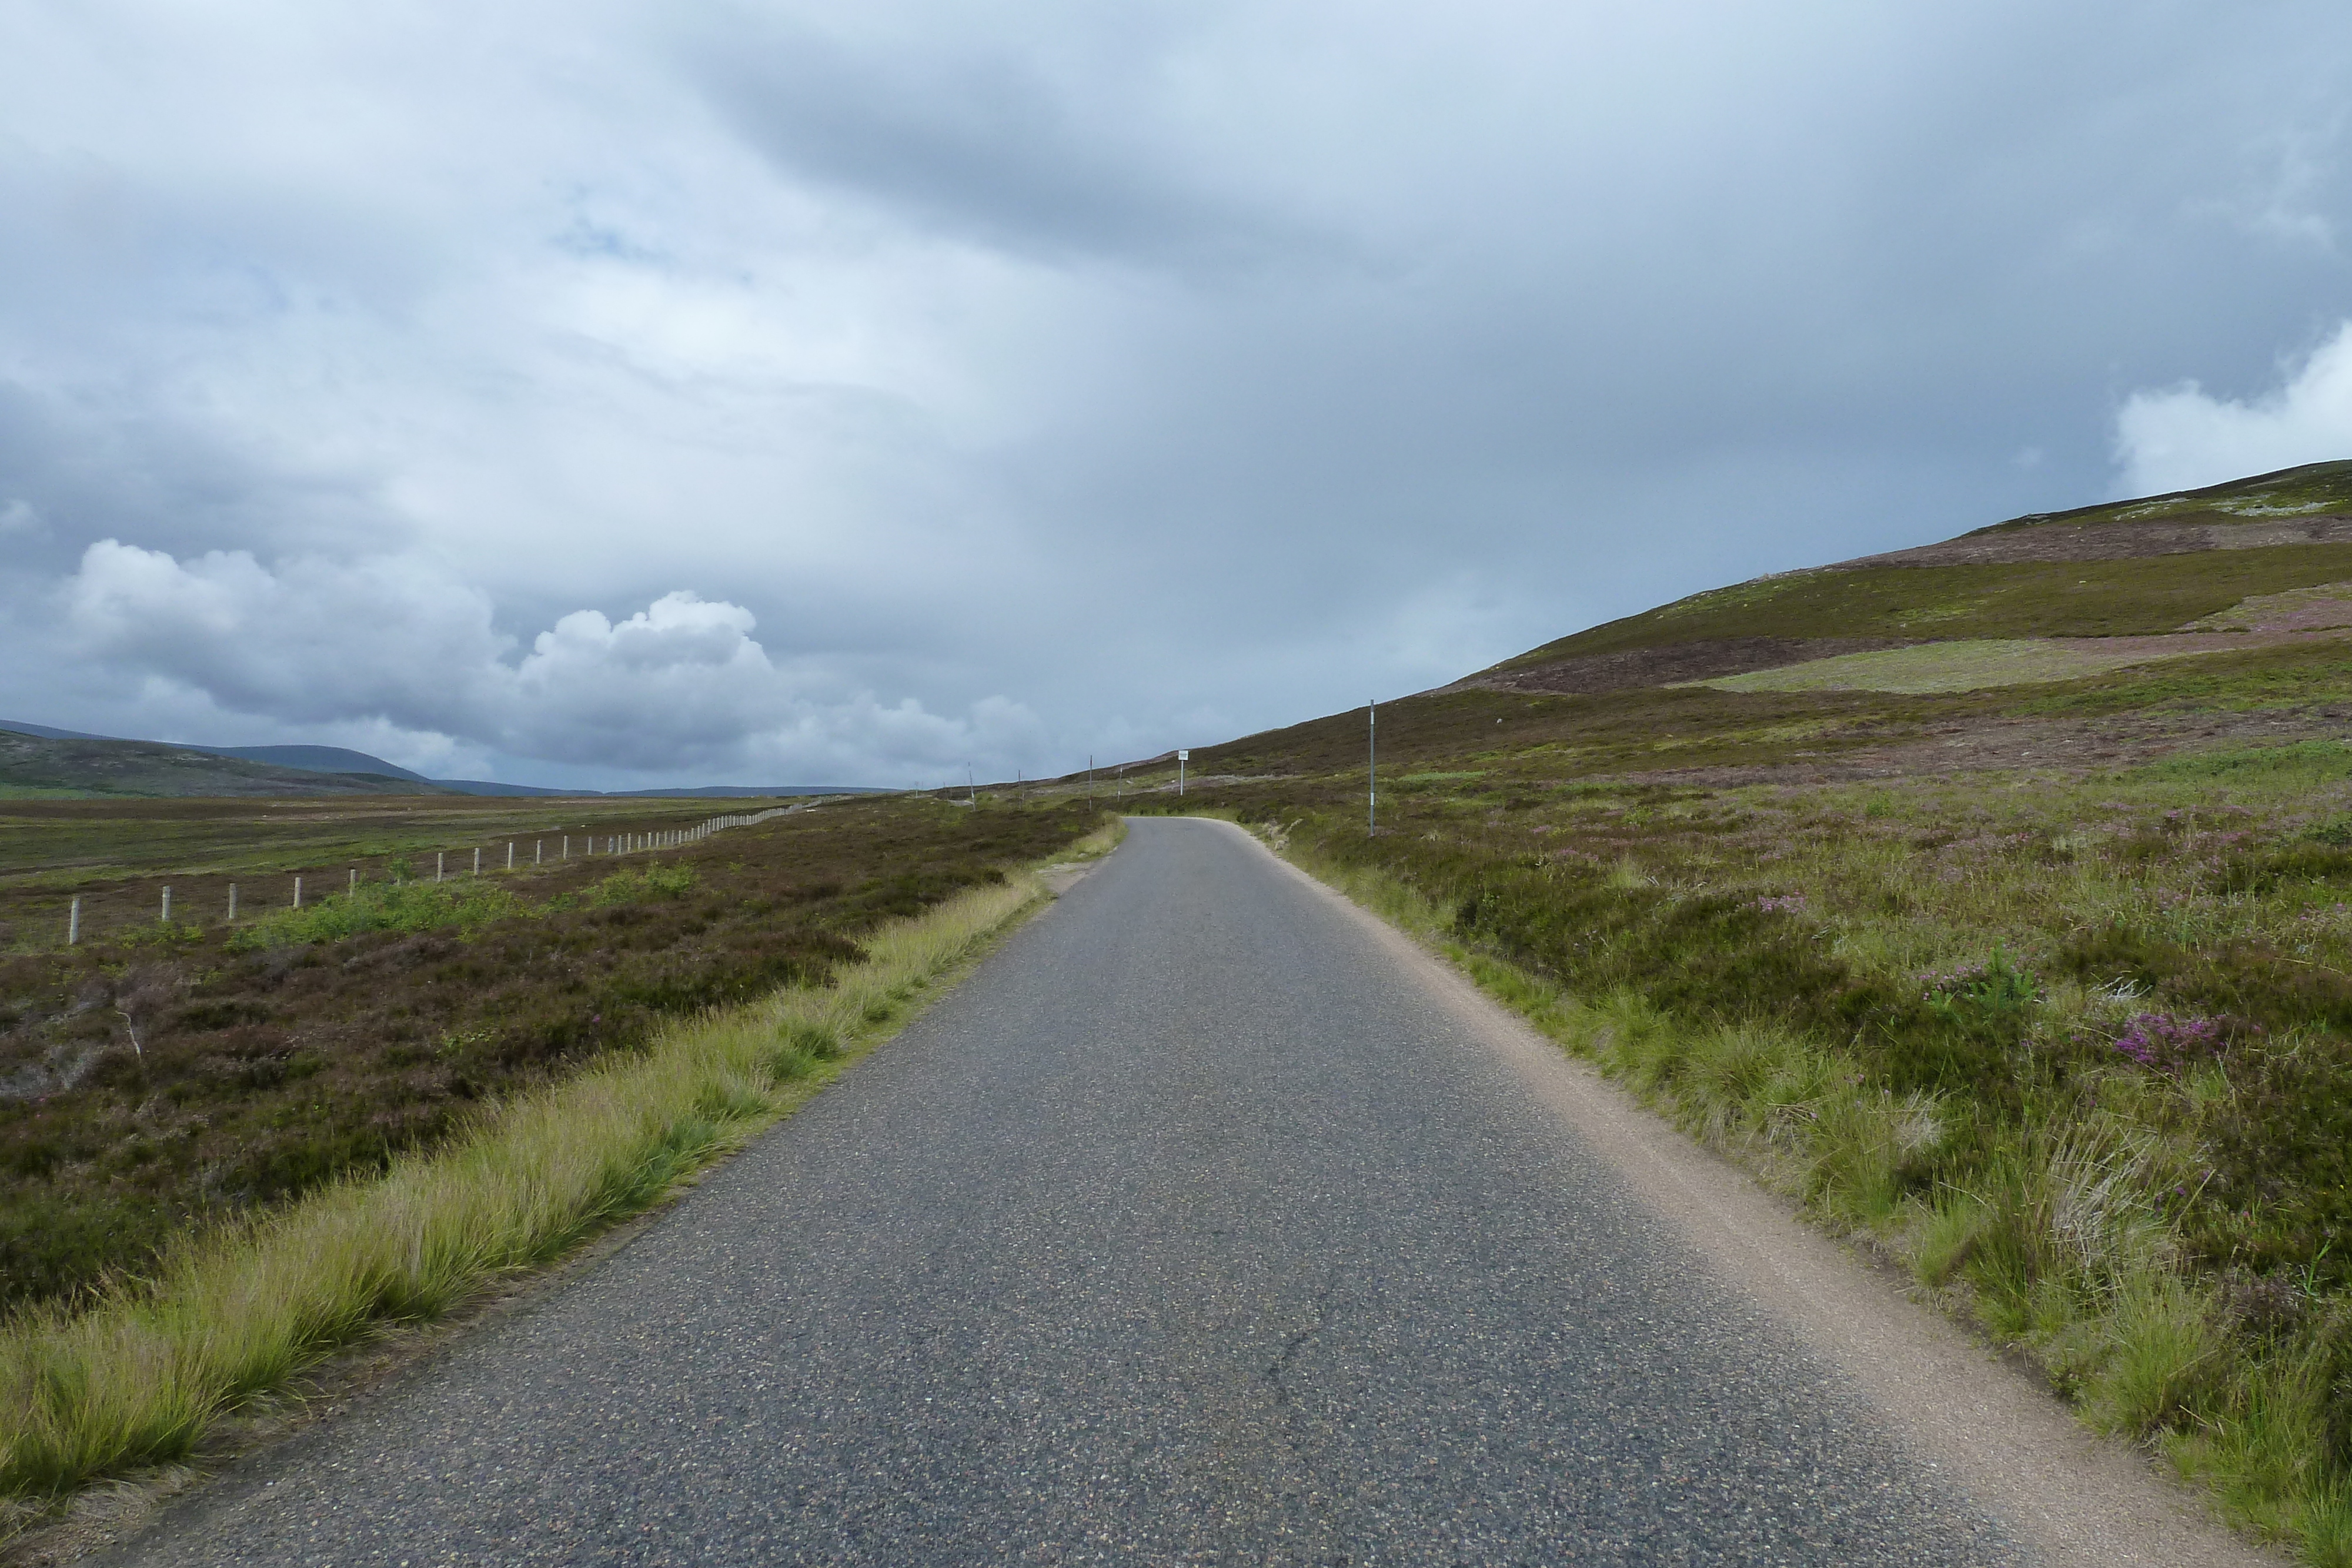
[
  {"xmin": 0, "ymin": 731, "xmax": 450, "ymax": 800},
  {"xmin": 1162, "ymin": 460, "xmax": 2352, "ymax": 788},
  {"xmin": 0, "ymin": 723, "xmax": 890, "ymax": 800}
]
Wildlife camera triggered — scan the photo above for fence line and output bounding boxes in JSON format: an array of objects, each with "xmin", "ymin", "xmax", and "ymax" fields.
[{"xmin": 59, "ymin": 805, "xmax": 806, "ymax": 946}]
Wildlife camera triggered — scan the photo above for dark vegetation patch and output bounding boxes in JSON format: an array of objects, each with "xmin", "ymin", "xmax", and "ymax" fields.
[
  {"xmin": 0, "ymin": 797, "xmax": 1101, "ymax": 1310},
  {"xmin": 1820, "ymin": 516, "xmax": 2352, "ymax": 573},
  {"xmin": 1490, "ymin": 541, "xmax": 2352, "ymax": 670}
]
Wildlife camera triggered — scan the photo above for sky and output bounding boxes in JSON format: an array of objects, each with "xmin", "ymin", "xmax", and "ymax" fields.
[{"xmin": 4, "ymin": 2, "xmax": 2351, "ymax": 789}]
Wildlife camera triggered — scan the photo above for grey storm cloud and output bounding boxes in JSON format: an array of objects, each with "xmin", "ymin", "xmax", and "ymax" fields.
[
  {"xmin": 2, "ymin": 0, "xmax": 2350, "ymax": 787},
  {"xmin": 687, "ymin": 13, "xmax": 1305, "ymax": 270}
]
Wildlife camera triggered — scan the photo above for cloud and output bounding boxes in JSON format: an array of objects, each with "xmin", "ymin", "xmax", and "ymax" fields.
[
  {"xmin": 2114, "ymin": 322, "xmax": 2352, "ymax": 496},
  {"xmin": 55, "ymin": 540, "xmax": 1037, "ymax": 782},
  {"xmin": 9, "ymin": 2, "xmax": 2352, "ymax": 785},
  {"xmin": 683, "ymin": 9, "xmax": 1305, "ymax": 272}
]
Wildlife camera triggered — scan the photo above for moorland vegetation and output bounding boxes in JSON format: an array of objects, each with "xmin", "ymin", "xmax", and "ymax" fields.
[{"xmin": 0, "ymin": 797, "xmax": 1102, "ymax": 1312}]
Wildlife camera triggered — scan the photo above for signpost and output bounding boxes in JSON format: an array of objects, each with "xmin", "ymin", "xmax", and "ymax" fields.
[
  {"xmin": 1178, "ymin": 750, "xmax": 1189, "ymax": 797},
  {"xmin": 1368, "ymin": 698, "xmax": 1377, "ymax": 834}
]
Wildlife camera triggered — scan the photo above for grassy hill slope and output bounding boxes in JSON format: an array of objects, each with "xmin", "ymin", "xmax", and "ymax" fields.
[{"xmin": 0, "ymin": 731, "xmax": 451, "ymax": 800}]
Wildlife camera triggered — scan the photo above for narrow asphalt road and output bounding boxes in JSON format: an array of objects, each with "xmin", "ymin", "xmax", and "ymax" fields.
[{"xmin": 106, "ymin": 817, "xmax": 2027, "ymax": 1566}]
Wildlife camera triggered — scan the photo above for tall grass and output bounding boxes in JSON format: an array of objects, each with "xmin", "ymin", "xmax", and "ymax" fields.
[
  {"xmin": 1269, "ymin": 820, "xmax": 2352, "ymax": 1565},
  {"xmin": 0, "ymin": 868, "xmax": 1055, "ymax": 1518}
]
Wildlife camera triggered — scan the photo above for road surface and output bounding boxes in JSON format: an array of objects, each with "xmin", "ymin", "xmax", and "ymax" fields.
[{"xmin": 103, "ymin": 817, "xmax": 2196, "ymax": 1564}]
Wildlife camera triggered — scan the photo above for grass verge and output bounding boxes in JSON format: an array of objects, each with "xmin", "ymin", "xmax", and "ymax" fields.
[
  {"xmin": 1262, "ymin": 824, "xmax": 2352, "ymax": 1566},
  {"xmin": 0, "ymin": 824, "xmax": 1117, "ymax": 1533}
]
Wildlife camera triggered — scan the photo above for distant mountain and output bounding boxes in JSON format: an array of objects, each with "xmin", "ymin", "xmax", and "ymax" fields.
[
  {"xmin": 0, "ymin": 730, "xmax": 451, "ymax": 798},
  {"xmin": 0, "ymin": 720, "xmax": 109, "ymax": 741},
  {"xmin": 0, "ymin": 719, "xmax": 890, "ymax": 799},
  {"xmin": 604, "ymin": 784, "xmax": 891, "ymax": 798},
  {"xmin": 430, "ymin": 779, "xmax": 584, "ymax": 797},
  {"xmin": 196, "ymin": 744, "xmax": 433, "ymax": 782}
]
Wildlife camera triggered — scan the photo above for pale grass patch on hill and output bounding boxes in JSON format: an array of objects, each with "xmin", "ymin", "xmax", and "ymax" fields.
[
  {"xmin": 2189, "ymin": 583, "xmax": 2352, "ymax": 634},
  {"xmin": 1690, "ymin": 636, "xmax": 2253, "ymax": 694}
]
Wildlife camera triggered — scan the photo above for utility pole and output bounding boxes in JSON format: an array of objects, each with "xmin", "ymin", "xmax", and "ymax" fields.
[
  {"xmin": 1368, "ymin": 698, "xmax": 1377, "ymax": 834},
  {"xmin": 1087, "ymin": 754, "xmax": 1094, "ymax": 800}
]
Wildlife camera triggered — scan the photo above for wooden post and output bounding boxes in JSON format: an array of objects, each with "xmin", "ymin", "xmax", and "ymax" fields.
[
  {"xmin": 349, "ymin": 868, "xmax": 358, "ymax": 896},
  {"xmin": 535, "ymin": 840, "xmax": 543, "ymax": 865},
  {"xmin": 161, "ymin": 886, "xmax": 171, "ymax": 923},
  {"xmin": 294, "ymin": 876, "xmax": 303, "ymax": 909},
  {"xmin": 562, "ymin": 835, "xmax": 569, "ymax": 859},
  {"xmin": 228, "ymin": 884, "xmax": 239, "ymax": 922},
  {"xmin": 437, "ymin": 851, "xmax": 445, "ymax": 882},
  {"xmin": 68, "ymin": 895, "xmax": 80, "ymax": 945},
  {"xmin": 473, "ymin": 847, "xmax": 481, "ymax": 876}
]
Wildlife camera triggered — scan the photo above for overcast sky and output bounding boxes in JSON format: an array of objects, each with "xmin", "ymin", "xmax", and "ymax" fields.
[{"xmin": 4, "ymin": 2, "xmax": 2351, "ymax": 788}]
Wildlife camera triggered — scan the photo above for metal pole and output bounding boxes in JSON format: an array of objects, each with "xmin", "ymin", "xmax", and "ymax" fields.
[
  {"xmin": 1368, "ymin": 698, "xmax": 1377, "ymax": 834},
  {"xmin": 160, "ymin": 886, "xmax": 171, "ymax": 923},
  {"xmin": 294, "ymin": 875, "xmax": 303, "ymax": 909},
  {"xmin": 68, "ymin": 895, "xmax": 79, "ymax": 945}
]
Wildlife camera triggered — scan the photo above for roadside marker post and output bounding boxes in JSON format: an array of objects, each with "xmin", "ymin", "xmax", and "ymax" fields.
[
  {"xmin": 228, "ymin": 885, "xmax": 238, "ymax": 923},
  {"xmin": 1368, "ymin": 698, "xmax": 1377, "ymax": 835},
  {"xmin": 293, "ymin": 876, "xmax": 303, "ymax": 910},
  {"xmin": 1178, "ymin": 750, "xmax": 1188, "ymax": 797},
  {"xmin": 473, "ymin": 848, "xmax": 482, "ymax": 877},
  {"xmin": 160, "ymin": 887, "xmax": 171, "ymax": 924},
  {"xmin": 349, "ymin": 868, "xmax": 357, "ymax": 897},
  {"xmin": 67, "ymin": 896, "xmax": 79, "ymax": 945},
  {"xmin": 436, "ymin": 852, "xmax": 445, "ymax": 882}
]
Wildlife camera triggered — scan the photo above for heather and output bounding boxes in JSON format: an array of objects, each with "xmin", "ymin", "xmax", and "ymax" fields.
[{"xmin": 0, "ymin": 797, "xmax": 1104, "ymax": 1312}]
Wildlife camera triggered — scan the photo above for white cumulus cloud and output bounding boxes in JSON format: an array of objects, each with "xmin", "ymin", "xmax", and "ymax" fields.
[
  {"xmin": 55, "ymin": 540, "xmax": 1038, "ymax": 783},
  {"xmin": 2114, "ymin": 321, "xmax": 2352, "ymax": 496}
]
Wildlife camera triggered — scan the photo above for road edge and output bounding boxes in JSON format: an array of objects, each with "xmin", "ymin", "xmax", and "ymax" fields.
[{"xmin": 1201, "ymin": 815, "xmax": 2288, "ymax": 1568}]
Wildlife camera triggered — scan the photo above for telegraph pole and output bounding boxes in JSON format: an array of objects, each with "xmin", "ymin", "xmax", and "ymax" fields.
[{"xmin": 1368, "ymin": 698, "xmax": 1377, "ymax": 834}]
